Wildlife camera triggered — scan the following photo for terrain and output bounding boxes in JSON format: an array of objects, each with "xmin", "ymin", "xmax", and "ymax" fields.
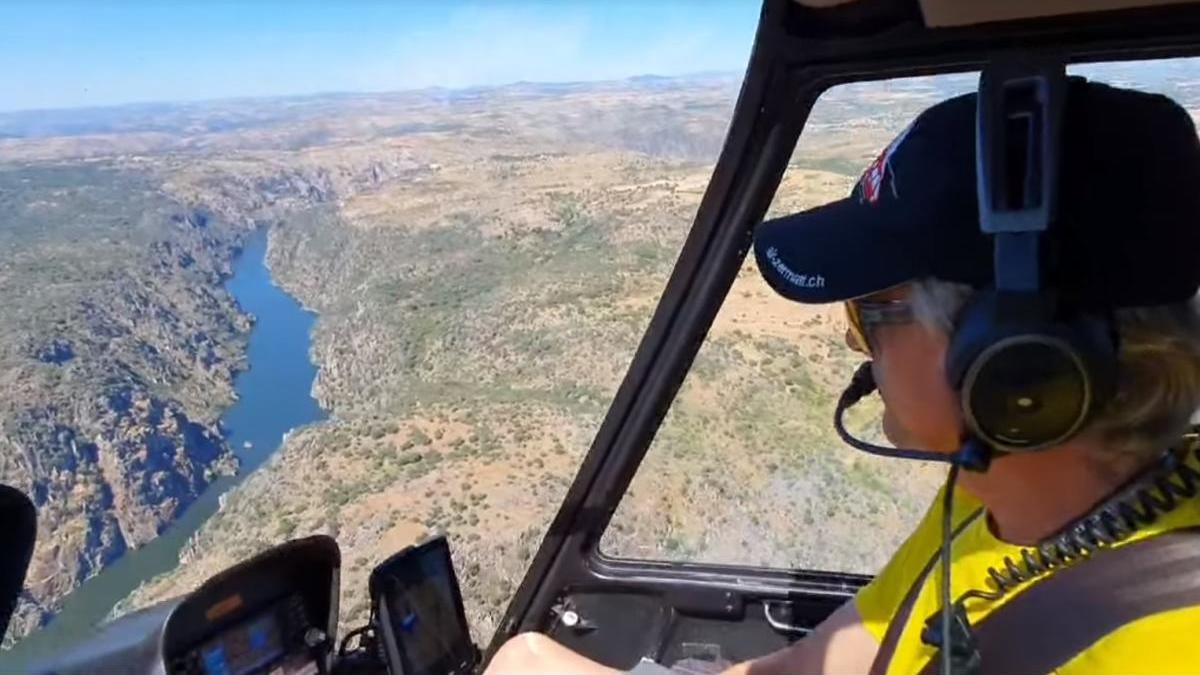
[
  {"xmin": 0, "ymin": 162, "xmax": 253, "ymax": 642},
  {"xmin": 0, "ymin": 88, "xmax": 450, "ymax": 644},
  {"xmin": 106, "ymin": 74, "xmax": 962, "ymax": 640},
  {"xmin": 5, "ymin": 61, "xmax": 1196, "ymax": 650}
]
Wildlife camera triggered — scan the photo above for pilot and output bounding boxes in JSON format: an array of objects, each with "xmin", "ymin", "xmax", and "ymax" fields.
[{"xmin": 486, "ymin": 78, "xmax": 1200, "ymax": 674}]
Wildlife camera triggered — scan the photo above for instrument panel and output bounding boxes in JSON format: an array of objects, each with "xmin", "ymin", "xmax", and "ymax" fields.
[
  {"xmin": 165, "ymin": 537, "xmax": 339, "ymax": 675},
  {"xmin": 175, "ymin": 594, "xmax": 318, "ymax": 675},
  {"xmin": 370, "ymin": 536, "xmax": 476, "ymax": 675},
  {"xmin": 32, "ymin": 534, "xmax": 483, "ymax": 675},
  {"xmin": 31, "ymin": 536, "xmax": 340, "ymax": 675}
]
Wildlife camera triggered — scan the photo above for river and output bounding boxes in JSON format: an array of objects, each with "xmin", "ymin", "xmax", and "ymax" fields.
[{"xmin": 1, "ymin": 230, "xmax": 327, "ymax": 669}]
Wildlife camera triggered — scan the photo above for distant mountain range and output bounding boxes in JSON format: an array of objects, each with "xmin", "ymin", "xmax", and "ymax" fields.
[{"xmin": 0, "ymin": 72, "xmax": 742, "ymax": 140}]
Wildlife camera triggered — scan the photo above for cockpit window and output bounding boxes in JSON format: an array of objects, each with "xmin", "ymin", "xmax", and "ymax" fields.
[
  {"xmin": 600, "ymin": 57, "xmax": 1200, "ymax": 572},
  {"xmin": 599, "ymin": 74, "xmax": 976, "ymax": 572},
  {"xmin": 4, "ymin": 3, "xmax": 1198, "ymax": 664},
  {"xmin": 0, "ymin": 4, "xmax": 753, "ymax": 661}
]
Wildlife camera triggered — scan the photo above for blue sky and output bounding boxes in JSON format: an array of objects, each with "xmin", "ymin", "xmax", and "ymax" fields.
[{"xmin": 0, "ymin": 1, "xmax": 760, "ymax": 112}]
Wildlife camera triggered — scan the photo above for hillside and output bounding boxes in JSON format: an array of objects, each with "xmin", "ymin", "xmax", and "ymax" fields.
[
  {"xmin": 0, "ymin": 162, "xmax": 252, "ymax": 643},
  {"xmin": 0, "ymin": 74, "xmax": 753, "ymax": 647},
  {"xmin": 0, "ymin": 92, "xmax": 456, "ymax": 645},
  {"xmin": 109, "ymin": 74, "xmax": 956, "ymax": 642}
]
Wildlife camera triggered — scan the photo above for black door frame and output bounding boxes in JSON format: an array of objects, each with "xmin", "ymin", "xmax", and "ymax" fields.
[{"xmin": 487, "ymin": 0, "xmax": 1200, "ymax": 660}]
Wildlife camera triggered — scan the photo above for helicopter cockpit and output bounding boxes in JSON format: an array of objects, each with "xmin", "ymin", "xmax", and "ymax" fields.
[{"xmin": 6, "ymin": 1, "xmax": 1200, "ymax": 674}]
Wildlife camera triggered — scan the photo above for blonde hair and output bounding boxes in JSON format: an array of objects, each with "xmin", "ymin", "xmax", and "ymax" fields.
[{"xmin": 911, "ymin": 278, "xmax": 1200, "ymax": 459}]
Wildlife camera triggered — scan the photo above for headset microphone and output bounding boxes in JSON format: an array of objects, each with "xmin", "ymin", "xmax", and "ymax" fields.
[{"xmin": 834, "ymin": 362, "xmax": 991, "ymax": 472}]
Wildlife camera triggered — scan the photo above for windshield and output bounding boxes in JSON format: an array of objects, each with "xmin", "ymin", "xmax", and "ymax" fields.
[
  {"xmin": 0, "ymin": 2, "xmax": 756, "ymax": 665},
  {"xmin": 2, "ymin": 1, "xmax": 1198, "ymax": 669}
]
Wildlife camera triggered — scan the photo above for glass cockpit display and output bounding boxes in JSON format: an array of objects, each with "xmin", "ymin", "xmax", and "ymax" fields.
[
  {"xmin": 196, "ymin": 601, "xmax": 318, "ymax": 675},
  {"xmin": 200, "ymin": 611, "xmax": 282, "ymax": 675},
  {"xmin": 370, "ymin": 536, "xmax": 475, "ymax": 675}
]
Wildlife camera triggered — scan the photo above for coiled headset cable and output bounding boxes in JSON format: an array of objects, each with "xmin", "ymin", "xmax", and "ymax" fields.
[
  {"xmin": 918, "ymin": 430, "xmax": 1200, "ymax": 675},
  {"xmin": 835, "ymin": 362, "xmax": 1200, "ymax": 673},
  {"xmin": 959, "ymin": 432, "xmax": 1200, "ymax": 607}
]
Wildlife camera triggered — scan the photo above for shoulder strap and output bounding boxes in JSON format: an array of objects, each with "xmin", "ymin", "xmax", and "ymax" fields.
[
  {"xmin": 869, "ymin": 508, "xmax": 984, "ymax": 675},
  {"xmin": 915, "ymin": 526, "xmax": 1200, "ymax": 675}
]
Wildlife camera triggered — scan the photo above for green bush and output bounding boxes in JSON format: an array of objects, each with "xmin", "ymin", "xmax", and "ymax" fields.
[{"xmin": 276, "ymin": 518, "xmax": 297, "ymax": 538}]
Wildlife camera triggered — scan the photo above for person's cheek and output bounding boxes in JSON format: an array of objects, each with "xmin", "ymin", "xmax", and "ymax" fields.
[
  {"xmin": 873, "ymin": 358, "xmax": 914, "ymax": 446},
  {"xmin": 912, "ymin": 364, "xmax": 964, "ymax": 452},
  {"xmin": 926, "ymin": 351, "xmax": 965, "ymax": 451},
  {"xmin": 881, "ymin": 406, "xmax": 908, "ymax": 446},
  {"xmin": 873, "ymin": 329, "xmax": 960, "ymax": 452}
]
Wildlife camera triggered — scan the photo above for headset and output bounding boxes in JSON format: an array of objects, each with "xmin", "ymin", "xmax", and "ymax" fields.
[
  {"xmin": 945, "ymin": 63, "xmax": 1119, "ymax": 454},
  {"xmin": 939, "ymin": 65, "xmax": 1124, "ymax": 675},
  {"xmin": 833, "ymin": 64, "xmax": 1120, "ymax": 467},
  {"xmin": 834, "ymin": 64, "xmax": 1119, "ymax": 465},
  {"xmin": 827, "ymin": 63, "xmax": 1128, "ymax": 675}
]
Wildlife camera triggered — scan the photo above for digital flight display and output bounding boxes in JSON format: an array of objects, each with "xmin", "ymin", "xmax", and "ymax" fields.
[
  {"xmin": 372, "ymin": 536, "xmax": 475, "ymax": 675},
  {"xmin": 198, "ymin": 607, "xmax": 316, "ymax": 675},
  {"xmin": 386, "ymin": 567, "xmax": 462, "ymax": 671}
]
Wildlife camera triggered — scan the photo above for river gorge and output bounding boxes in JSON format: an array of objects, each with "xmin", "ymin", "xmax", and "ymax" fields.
[{"xmin": 1, "ymin": 230, "xmax": 326, "ymax": 669}]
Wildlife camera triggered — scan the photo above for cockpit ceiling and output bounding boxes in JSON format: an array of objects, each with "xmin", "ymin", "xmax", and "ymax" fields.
[{"xmin": 793, "ymin": 0, "xmax": 1200, "ymax": 27}]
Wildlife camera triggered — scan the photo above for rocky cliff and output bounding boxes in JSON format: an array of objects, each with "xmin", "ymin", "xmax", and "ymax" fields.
[
  {"xmin": 0, "ymin": 122, "xmax": 453, "ymax": 647},
  {"xmin": 0, "ymin": 163, "xmax": 252, "ymax": 645}
]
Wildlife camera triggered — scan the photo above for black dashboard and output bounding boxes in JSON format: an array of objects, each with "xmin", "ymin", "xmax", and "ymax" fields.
[
  {"xmin": 32, "ymin": 534, "xmax": 479, "ymax": 675},
  {"xmin": 163, "ymin": 537, "xmax": 339, "ymax": 675},
  {"xmin": 35, "ymin": 536, "xmax": 340, "ymax": 675}
]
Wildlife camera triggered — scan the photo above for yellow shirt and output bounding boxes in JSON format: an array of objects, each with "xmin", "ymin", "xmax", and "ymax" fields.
[{"xmin": 855, "ymin": 452, "xmax": 1200, "ymax": 675}]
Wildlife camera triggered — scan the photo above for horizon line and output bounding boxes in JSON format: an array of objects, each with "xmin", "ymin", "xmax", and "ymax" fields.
[{"xmin": 0, "ymin": 69, "xmax": 743, "ymax": 118}]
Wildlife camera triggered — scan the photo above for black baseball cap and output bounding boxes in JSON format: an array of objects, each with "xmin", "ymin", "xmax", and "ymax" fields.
[{"xmin": 754, "ymin": 78, "xmax": 1200, "ymax": 310}]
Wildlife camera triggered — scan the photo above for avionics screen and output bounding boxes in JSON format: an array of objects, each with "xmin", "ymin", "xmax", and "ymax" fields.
[
  {"xmin": 373, "ymin": 538, "xmax": 473, "ymax": 675},
  {"xmin": 198, "ymin": 606, "xmax": 315, "ymax": 675}
]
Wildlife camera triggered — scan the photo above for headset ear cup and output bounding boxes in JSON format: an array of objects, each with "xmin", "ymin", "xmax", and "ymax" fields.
[
  {"xmin": 946, "ymin": 293, "xmax": 1117, "ymax": 451},
  {"xmin": 964, "ymin": 334, "xmax": 1092, "ymax": 449}
]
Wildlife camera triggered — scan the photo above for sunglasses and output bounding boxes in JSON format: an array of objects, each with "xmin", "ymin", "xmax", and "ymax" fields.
[{"xmin": 844, "ymin": 299, "xmax": 914, "ymax": 354}]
